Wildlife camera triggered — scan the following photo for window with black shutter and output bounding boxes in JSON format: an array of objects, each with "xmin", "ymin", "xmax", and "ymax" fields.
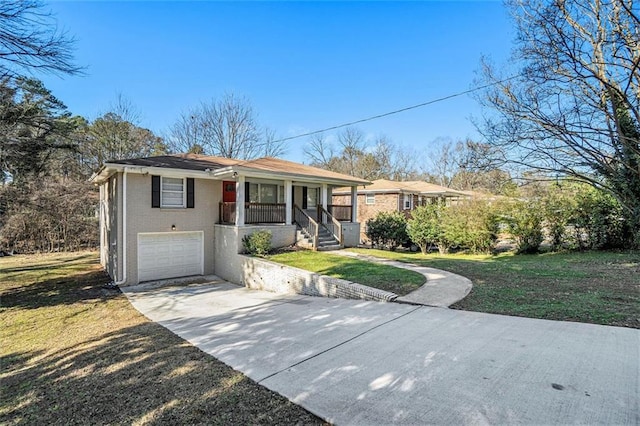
[{"xmin": 152, "ymin": 176, "xmax": 194, "ymax": 208}]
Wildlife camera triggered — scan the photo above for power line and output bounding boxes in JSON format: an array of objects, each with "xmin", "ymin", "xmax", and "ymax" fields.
[{"xmin": 274, "ymin": 75, "xmax": 518, "ymax": 143}]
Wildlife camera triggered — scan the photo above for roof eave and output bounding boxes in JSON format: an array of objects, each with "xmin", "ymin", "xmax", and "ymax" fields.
[
  {"xmin": 91, "ymin": 161, "xmax": 371, "ymax": 187},
  {"xmin": 213, "ymin": 165, "xmax": 370, "ymax": 186},
  {"xmin": 90, "ymin": 163, "xmax": 220, "ymax": 184}
]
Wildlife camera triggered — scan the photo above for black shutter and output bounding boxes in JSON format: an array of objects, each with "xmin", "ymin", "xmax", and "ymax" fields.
[
  {"xmin": 245, "ymin": 182, "xmax": 250, "ymax": 203},
  {"xmin": 302, "ymin": 186, "xmax": 308, "ymax": 209},
  {"xmin": 151, "ymin": 175, "xmax": 160, "ymax": 208},
  {"xmin": 186, "ymin": 178, "xmax": 195, "ymax": 208}
]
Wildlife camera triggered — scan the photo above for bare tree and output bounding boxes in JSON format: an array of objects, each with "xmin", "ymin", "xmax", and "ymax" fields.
[
  {"xmin": 304, "ymin": 133, "xmax": 334, "ymax": 168},
  {"xmin": 170, "ymin": 93, "xmax": 284, "ymax": 159},
  {"xmin": 477, "ymin": 0, "xmax": 640, "ymax": 243},
  {"xmin": 261, "ymin": 126, "xmax": 286, "ymax": 158},
  {"xmin": 427, "ymin": 138, "xmax": 456, "ymax": 187},
  {"xmin": 169, "ymin": 111, "xmax": 204, "ymax": 154},
  {"xmin": 338, "ymin": 127, "xmax": 366, "ymax": 176},
  {"xmin": 303, "ymin": 127, "xmax": 421, "ymax": 180},
  {"xmin": 0, "ymin": 0, "xmax": 81, "ymax": 79}
]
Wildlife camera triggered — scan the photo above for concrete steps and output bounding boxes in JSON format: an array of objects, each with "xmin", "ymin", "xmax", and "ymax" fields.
[{"xmin": 296, "ymin": 227, "xmax": 342, "ymax": 251}]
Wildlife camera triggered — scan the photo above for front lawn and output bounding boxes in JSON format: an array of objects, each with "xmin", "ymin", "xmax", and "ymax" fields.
[
  {"xmin": 268, "ymin": 250, "xmax": 425, "ymax": 296},
  {"xmin": 0, "ymin": 252, "xmax": 323, "ymax": 425},
  {"xmin": 346, "ymin": 248, "xmax": 640, "ymax": 328}
]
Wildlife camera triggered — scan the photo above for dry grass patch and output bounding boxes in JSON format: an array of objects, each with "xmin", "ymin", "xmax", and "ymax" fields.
[{"xmin": 1, "ymin": 252, "xmax": 324, "ymax": 425}]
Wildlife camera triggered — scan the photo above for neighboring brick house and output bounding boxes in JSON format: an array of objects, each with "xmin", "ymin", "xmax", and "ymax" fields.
[{"xmin": 331, "ymin": 179, "xmax": 467, "ymax": 242}]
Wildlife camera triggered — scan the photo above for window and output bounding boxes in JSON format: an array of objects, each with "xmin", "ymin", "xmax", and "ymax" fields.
[
  {"xmin": 260, "ymin": 184, "xmax": 278, "ymax": 203},
  {"xmin": 365, "ymin": 194, "xmax": 375, "ymax": 205},
  {"xmin": 403, "ymin": 194, "xmax": 412, "ymax": 210},
  {"xmin": 162, "ymin": 177, "xmax": 185, "ymax": 207},
  {"xmin": 278, "ymin": 185, "xmax": 285, "ymax": 203},
  {"xmin": 248, "ymin": 182, "xmax": 282, "ymax": 203},
  {"xmin": 307, "ymin": 187, "xmax": 319, "ymax": 210},
  {"xmin": 249, "ymin": 183, "xmax": 259, "ymax": 203},
  {"xmin": 152, "ymin": 176, "xmax": 193, "ymax": 208}
]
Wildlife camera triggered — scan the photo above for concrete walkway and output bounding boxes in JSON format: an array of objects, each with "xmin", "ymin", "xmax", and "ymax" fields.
[
  {"xmin": 124, "ymin": 281, "xmax": 640, "ymax": 425},
  {"xmin": 331, "ymin": 250, "xmax": 472, "ymax": 307}
]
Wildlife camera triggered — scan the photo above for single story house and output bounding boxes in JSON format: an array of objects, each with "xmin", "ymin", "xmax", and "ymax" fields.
[
  {"xmin": 331, "ymin": 179, "xmax": 468, "ymax": 242},
  {"xmin": 90, "ymin": 154, "xmax": 369, "ymax": 286}
]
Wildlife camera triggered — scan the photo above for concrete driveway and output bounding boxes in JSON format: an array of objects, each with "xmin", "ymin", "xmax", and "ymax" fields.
[{"xmin": 124, "ymin": 280, "xmax": 639, "ymax": 425}]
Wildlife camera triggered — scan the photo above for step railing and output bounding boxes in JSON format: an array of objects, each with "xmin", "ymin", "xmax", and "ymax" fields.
[
  {"xmin": 317, "ymin": 205, "xmax": 343, "ymax": 246},
  {"xmin": 293, "ymin": 204, "xmax": 319, "ymax": 250}
]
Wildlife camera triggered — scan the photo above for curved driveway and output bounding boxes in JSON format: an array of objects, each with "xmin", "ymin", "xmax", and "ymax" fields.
[{"xmin": 124, "ymin": 280, "xmax": 639, "ymax": 425}]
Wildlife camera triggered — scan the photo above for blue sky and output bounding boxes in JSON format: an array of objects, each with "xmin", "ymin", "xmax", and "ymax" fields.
[{"xmin": 42, "ymin": 1, "xmax": 514, "ymax": 163}]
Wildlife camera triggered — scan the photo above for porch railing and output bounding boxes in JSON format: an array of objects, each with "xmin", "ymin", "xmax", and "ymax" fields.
[
  {"xmin": 219, "ymin": 202, "xmax": 236, "ymax": 224},
  {"xmin": 246, "ymin": 203, "xmax": 286, "ymax": 224},
  {"xmin": 327, "ymin": 204, "xmax": 353, "ymax": 222},
  {"xmin": 318, "ymin": 205, "xmax": 343, "ymax": 246},
  {"xmin": 219, "ymin": 202, "xmax": 286, "ymax": 224},
  {"xmin": 293, "ymin": 204, "xmax": 319, "ymax": 249}
]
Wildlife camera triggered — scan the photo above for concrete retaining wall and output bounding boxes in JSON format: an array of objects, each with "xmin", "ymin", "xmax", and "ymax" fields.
[
  {"xmin": 240, "ymin": 255, "xmax": 398, "ymax": 302},
  {"xmin": 214, "ymin": 224, "xmax": 297, "ymax": 284},
  {"xmin": 213, "ymin": 224, "xmax": 397, "ymax": 302}
]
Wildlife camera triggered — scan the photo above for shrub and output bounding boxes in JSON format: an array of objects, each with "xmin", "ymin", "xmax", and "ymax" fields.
[
  {"xmin": 407, "ymin": 204, "xmax": 442, "ymax": 254},
  {"xmin": 541, "ymin": 184, "xmax": 575, "ymax": 251},
  {"xmin": 443, "ymin": 200, "xmax": 500, "ymax": 254},
  {"xmin": 505, "ymin": 200, "xmax": 544, "ymax": 254},
  {"xmin": 242, "ymin": 230, "xmax": 272, "ymax": 257},
  {"xmin": 365, "ymin": 211, "xmax": 408, "ymax": 250},
  {"xmin": 570, "ymin": 184, "xmax": 628, "ymax": 250}
]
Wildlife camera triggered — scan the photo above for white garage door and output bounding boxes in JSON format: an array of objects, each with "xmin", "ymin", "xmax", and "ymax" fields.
[{"xmin": 138, "ymin": 232, "xmax": 204, "ymax": 282}]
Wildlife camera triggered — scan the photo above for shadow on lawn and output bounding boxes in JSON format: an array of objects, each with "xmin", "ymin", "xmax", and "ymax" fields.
[
  {"xmin": 2, "ymin": 255, "xmax": 323, "ymax": 425},
  {"xmin": 0, "ymin": 269, "xmax": 116, "ymax": 311},
  {"xmin": 1, "ymin": 321, "xmax": 323, "ymax": 425},
  {"xmin": 1, "ymin": 253, "xmax": 98, "ymax": 275}
]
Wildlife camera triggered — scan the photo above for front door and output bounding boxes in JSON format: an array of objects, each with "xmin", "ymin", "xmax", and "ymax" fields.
[{"xmin": 222, "ymin": 181, "xmax": 236, "ymax": 203}]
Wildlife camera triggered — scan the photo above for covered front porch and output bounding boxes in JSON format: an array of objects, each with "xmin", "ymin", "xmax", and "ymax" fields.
[
  {"xmin": 217, "ymin": 176, "xmax": 360, "ymax": 249},
  {"xmin": 218, "ymin": 202, "xmax": 355, "ymax": 225}
]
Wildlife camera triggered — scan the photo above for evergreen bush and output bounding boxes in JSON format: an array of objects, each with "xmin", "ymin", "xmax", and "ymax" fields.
[{"xmin": 242, "ymin": 230, "xmax": 272, "ymax": 257}]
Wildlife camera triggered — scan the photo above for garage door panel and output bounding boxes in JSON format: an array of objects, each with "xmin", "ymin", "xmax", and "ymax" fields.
[{"xmin": 138, "ymin": 232, "xmax": 204, "ymax": 282}]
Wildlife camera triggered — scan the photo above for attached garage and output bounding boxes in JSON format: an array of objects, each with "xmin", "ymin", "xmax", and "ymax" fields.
[{"xmin": 138, "ymin": 231, "xmax": 204, "ymax": 282}]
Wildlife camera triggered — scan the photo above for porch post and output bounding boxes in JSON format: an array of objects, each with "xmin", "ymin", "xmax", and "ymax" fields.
[
  {"xmin": 350, "ymin": 186, "xmax": 358, "ymax": 223},
  {"xmin": 235, "ymin": 175, "xmax": 245, "ymax": 226},
  {"xmin": 99, "ymin": 184, "xmax": 105, "ymax": 266},
  {"xmin": 321, "ymin": 183, "xmax": 328, "ymax": 210},
  {"xmin": 285, "ymin": 180, "xmax": 292, "ymax": 225}
]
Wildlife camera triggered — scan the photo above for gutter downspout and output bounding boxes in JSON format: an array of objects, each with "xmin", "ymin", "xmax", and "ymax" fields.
[{"xmin": 114, "ymin": 169, "xmax": 128, "ymax": 286}]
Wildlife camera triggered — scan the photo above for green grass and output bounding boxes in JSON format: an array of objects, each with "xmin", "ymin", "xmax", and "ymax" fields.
[
  {"xmin": 346, "ymin": 248, "xmax": 640, "ymax": 328},
  {"xmin": 268, "ymin": 250, "xmax": 425, "ymax": 296},
  {"xmin": 0, "ymin": 252, "xmax": 324, "ymax": 425}
]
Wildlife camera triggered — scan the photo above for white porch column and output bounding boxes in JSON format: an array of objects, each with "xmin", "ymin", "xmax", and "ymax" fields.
[
  {"xmin": 321, "ymin": 183, "xmax": 328, "ymax": 210},
  {"xmin": 285, "ymin": 180, "xmax": 292, "ymax": 225},
  {"xmin": 235, "ymin": 175, "xmax": 245, "ymax": 226},
  {"xmin": 99, "ymin": 184, "xmax": 105, "ymax": 266},
  {"xmin": 350, "ymin": 186, "xmax": 358, "ymax": 223}
]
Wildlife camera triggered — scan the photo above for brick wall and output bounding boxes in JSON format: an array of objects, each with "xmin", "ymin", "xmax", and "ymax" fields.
[
  {"xmin": 333, "ymin": 193, "xmax": 400, "ymax": 224},
  {"xmin": 334, "ymin": 192, "xmax": 401, "ymax": 242}
]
